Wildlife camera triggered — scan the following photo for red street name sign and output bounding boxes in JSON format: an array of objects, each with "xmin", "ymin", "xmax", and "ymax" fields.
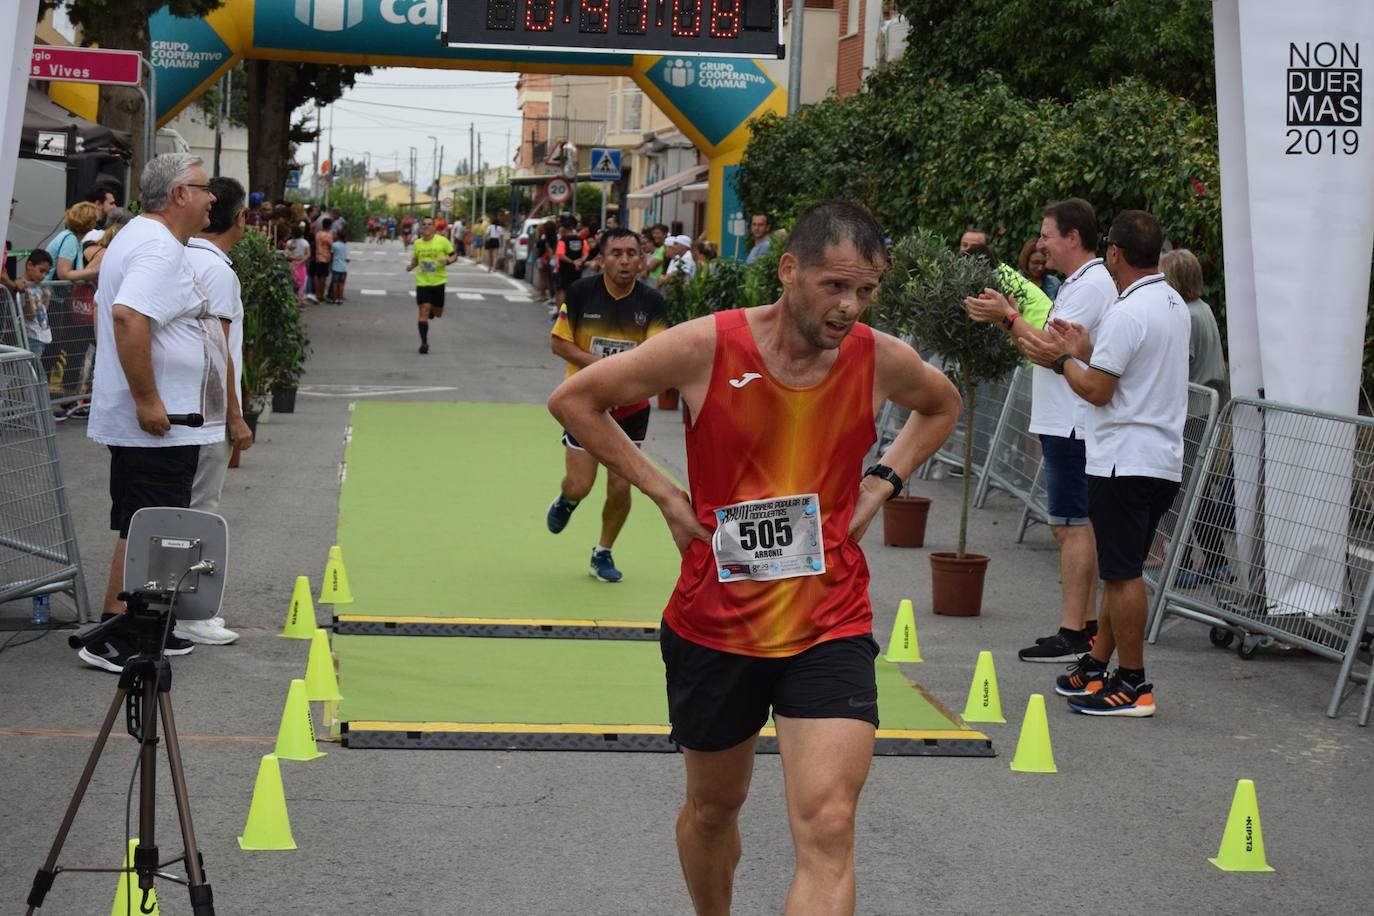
[{"xmin": 31, "ymin": 46, "xmax": 142, "ymax": 87}]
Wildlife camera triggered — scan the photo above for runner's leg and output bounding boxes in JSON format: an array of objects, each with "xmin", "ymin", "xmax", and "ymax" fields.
[
  {"xmin": 775, "ymin": 716, "xmax": 876, "ymax": 916},
  {"xmin": 600, "ymin": 471, "xmax": 631, "ymax": 548},
  {"xmin": 677, "ymin": 737, "xmax": 758, "ymax": 916},
  {"xmin": 417, "ymin": 300, "xmax": 431, "ymax": 349},
  {"xmin": 561, "ymin": 446, "xmax": 599, "ymax": 502}
]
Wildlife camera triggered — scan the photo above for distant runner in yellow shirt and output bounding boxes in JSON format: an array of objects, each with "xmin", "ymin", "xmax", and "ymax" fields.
[{"xmin": 405, "ymin": 216, "xmax": 457, "ymax": 354}]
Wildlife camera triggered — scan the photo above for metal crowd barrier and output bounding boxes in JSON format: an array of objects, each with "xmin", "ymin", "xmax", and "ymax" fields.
[
  {"xmin": 1143, "ymin": 383, "xmax": 1221, "ymax": 612},
  {"xmin": 974, "ymin": 365, "xmax": 1040, "ymax": 509},
  {"xmin": 36, "ymin": 280, "xmax": 97, "ymax": 411},
  {"xmin": 1146, "ymin": 397, "xmax": 1374, "ymax": 721},
  {"xmin": 0, "ymin": 286, "xmax": 24, "ymax": 349},
  {"xmin": 0, "ymin": 344, "xmax": 91, "ymax": 623}
]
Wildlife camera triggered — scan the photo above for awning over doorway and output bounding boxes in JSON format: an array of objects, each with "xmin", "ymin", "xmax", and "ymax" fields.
[
  {"xmin": 21, "ymin": 88, "xmax": 132, "ymax": 159},
  {"xmin": 627, "ymin": 165, "xmax": 709, "ymax": 210}
]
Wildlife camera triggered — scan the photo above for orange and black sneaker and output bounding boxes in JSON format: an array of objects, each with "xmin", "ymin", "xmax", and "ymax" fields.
[
  {"xmin": 1068, "ymin": 673, "xmax": 1156, "ymax": 717},
  {"xmin": 1053, "ymin": 654, "xmax": 1108, "ymax": 697}
]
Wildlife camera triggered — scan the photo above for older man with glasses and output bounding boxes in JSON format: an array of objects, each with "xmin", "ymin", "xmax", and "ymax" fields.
[{"xmin": 79, "ymin": 154, "xmax": 227, "ymax": 673}]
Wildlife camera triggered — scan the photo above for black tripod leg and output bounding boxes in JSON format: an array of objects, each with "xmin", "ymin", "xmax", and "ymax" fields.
[
  {"xmin": 26, "ymin": 688, "xmax": 127, "ymax": 914},
  {"xmin": 134, "ymin": 675, "xmax": 160, "ymax": 907},
  {"xmin": 157, "ymin": 690, "xmax": 215, "ymax": 916}
]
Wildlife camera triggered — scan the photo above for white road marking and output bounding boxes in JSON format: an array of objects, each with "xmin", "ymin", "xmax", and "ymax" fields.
[{"xmin": 360, "ymin": 289, "xmax": 387, "ymax": 296}]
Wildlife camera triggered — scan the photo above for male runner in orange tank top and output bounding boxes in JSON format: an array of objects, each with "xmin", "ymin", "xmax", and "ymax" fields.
[{"xmin": 549, "ymin": 201, "xmax": 961, "ymax": 916}]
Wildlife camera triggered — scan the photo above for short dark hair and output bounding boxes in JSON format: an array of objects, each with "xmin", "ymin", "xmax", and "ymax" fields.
[
  {"xmin": 786, "ymin": 200, "xmax": 886, "ymax": 269},
  {"xmin": 1041, "ymin": 198, "xmax": 1099, "ymax": 251},
  {"xmin": 1107, "ymin": 210, "xmax": 1163, "ymax": 270},
  {"xmin": 751, "ymin": 213, "xmax": 771, "ymax": 225},
  {"xmin": 962, "ymin": 243, "xmax": 1000, "ymax": 268},
  {"xmin": 962, "ymin": 227, "xmax": 988, "ymax": 240},
  {"xmin": 204, "ymin": 176, "xmax": 245, "ymax": 234},
  {"xmin": 25, "ymin": 248, "xmax": 53, "ymax": 267},
  {"xmin": 600, "ymin": 227, "xmax": 642, "ymax": 248},
  {"xmin": 82, "ymin": 182, "xmax": 116, "ymax": 205},
  {"xmin": 322, "ymin": 217, "xmax": 333, "ymax": 230}
]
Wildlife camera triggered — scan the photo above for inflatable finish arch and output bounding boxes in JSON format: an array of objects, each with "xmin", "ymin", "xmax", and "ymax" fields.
[{"xmin": 150, "ymin": 0, "xmax": 786, "ymax": 252}]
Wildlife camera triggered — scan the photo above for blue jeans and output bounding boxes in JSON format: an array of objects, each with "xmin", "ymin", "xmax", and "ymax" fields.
[{"xmin": 1039, "ymin": 432, "xmax": 1090, "ymax": 526}]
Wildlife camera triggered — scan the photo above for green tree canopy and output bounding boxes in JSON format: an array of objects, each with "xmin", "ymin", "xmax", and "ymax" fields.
[{"xmin": 894, "ymin": 0, "xmax": 1215, "ymax": 105}]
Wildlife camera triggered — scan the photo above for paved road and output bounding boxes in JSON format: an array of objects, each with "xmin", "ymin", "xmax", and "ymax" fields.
[{"xmin": 1, "ymin": 240, "xmax": 1369, "ymax": 914}]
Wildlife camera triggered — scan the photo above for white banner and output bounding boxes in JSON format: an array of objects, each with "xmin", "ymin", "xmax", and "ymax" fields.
[
  {"xmin": 0, "ymin": 0, "xmax": 41, "ymax": 261},
  {"xmin": 1218, "ymin": 0, "xmax": 1374, "ymax": 616}
]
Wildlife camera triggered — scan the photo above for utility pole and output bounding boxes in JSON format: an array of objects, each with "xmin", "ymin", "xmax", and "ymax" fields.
[
  {"xmin": 364, "ymin": 151, "xmax": 371, "ymax": 201},
  {"xmin": 408, "ymin": 145, "xmax": 416, "ymax": 214},
  {"xmin": 312, "ymin": 103, "xmax": 323, "ymax": 203},
  {"xmin": 427, "ymin": 134, "xmax": 439, "ymax": 216},
  {"xmin": 326, "ymin": 103, "xmax": 335, "ymax": 206},
  {"xmin": 478, "ymin": 132, "xmax": 485, "ymax": 217},
  {"xmin": 469, "ymin": 123, "xmax": 477, "ymax": 229},
  {"xmin": 436, "ymin": 144, "xmax": 444, "ymax": 216},
  {"xmin": 788, "ymin": 0, "xmax": 805, "ymax": 115},
  {"xmin": 212, "ymin": 71, "xmax": 226, "ymax": 176}
]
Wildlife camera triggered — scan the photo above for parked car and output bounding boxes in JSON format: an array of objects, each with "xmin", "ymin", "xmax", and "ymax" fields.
[{"xmin": 506, "ymin": 218, "xmax": 543, "ymax": 280}]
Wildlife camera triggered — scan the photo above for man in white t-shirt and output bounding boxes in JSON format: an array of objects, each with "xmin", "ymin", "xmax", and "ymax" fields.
[
  {"xmin": 180, "ymin": 176, "xmax": 255, "ymax": 646},
  {"xmin": 663, "ymin": 235, "xmax": 696, "ymax": 281},
  {"xmin": 80, "ymin": 153, "xmax": 222, "ymax": 674},
  {"xmin": 81, "ymin": 183, "xmax": 118, "ymax": 246},
  {"xmin": 964, "ymin": 198, "xmax": 1117, "ymax": 664},
  {"xmin": 1019, "ymin": 210, "xmax": 1189, "ymax": 718}
]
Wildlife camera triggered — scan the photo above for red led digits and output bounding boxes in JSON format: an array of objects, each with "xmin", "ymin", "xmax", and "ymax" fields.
[
  {"xmin": 579, "ymin": 0, "xmax": 610, "ymax": 33},
  {"xmin": 486, "ymin": 0, "xmax": 517, "ymax": 29},
  {"xmin": 525, "ymin": 0, "xmax": 555, "ymax": 31},
  {"xmin": 671, "ymin": 0, "xmax": 702, "ymax": 37},
  {"xmin": 618, "ymin": 0, "xmax": 648, "ymax": 34},
  {"xmin": 709, "ymin": 0, "xmax": 741, "ymax": 38}
]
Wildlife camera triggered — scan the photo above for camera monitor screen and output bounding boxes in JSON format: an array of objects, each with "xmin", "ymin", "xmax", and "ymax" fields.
[{"xmin": 444, "ymin": 1, "xmax": 784, "ymax": 59}]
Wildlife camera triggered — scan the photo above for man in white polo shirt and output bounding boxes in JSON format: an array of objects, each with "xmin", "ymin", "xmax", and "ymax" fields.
[
  {"xmin": 1019, "ymin": 210, "xmax": 1189, "ymax": 717},
  {"xmin": 80, "ymin": 153, "xmax": 225, "ymax": 673},
  {"xmin": 965, "ymin": 198, "xmax": 1117, "ymax": 664},
  {"xmin": 181, "ymin": 175, "xmax": 256, "ymax": 646}
]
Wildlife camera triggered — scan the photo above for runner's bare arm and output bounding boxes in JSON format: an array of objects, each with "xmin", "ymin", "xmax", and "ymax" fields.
[
  {"xmin": 848, "ymin": 332, "xmax": 962, "ymax": 539},
  {"xmin": 548, "ymin": 318, "xmax": 717, "ymax": 551},
  {"xmin": 405, "ymin": 252, "xmax": 417, "ymax": 272}
]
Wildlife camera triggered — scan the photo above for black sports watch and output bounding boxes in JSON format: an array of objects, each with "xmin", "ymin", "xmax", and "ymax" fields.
[
  {"xmin": 1051, "ymin": 354, "xmax": 1071, "ymax": 375},
  {"xmin": 864, "ymin": 463, "xmax": 904, "ymax": 500}
]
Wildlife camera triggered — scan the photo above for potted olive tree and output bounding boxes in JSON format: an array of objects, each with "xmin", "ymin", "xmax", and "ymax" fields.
[
  {"xmin": 232, "ymin": 230, "xmax": 303, "ymax": 449},
  {"xmin": 875, "ymin": 232, "xmax": 1022, "ymax": 615}
]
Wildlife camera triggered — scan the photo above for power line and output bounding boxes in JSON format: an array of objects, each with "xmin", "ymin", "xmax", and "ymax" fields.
[{"xmin": 334, "ymin": 97, "xmax": 607, "ymax": 125}]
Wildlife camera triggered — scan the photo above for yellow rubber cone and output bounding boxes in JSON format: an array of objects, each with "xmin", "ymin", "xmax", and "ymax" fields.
[
  {"xmin": 1209, "ymin": 779, "xmax": 1275, "ymax": 872},
  {"xmin": 279, "ymin": 576, "xmax": 316, "ymax": 639},
  {"xmin": 111, "ymin": 838, "xmax": 158, "ymax": 915},
  {"xmin": 237, "ymin": 754, "xmax": 298, "ymax": 851},
  {"xmin": 883, "ymin": 599, "xmax": 923, "ymax": 662},
  {"xmin": 274, "ymin": 679, "xmax": 325, "ymax": 762},
  {"xmin": 961, "ymin": 651, "xmax": 1006, "ymax": 723},
  {"xmin": 304, "ymin": 628, "xmax": 342, "ymax": 702},
  {"xmin": 1008, "ymin": 694, "xmax": 1057, "ymax": 773},
  {"xmin": 318, "ymin": 545, "xmax": 353, "ymax": 604}
]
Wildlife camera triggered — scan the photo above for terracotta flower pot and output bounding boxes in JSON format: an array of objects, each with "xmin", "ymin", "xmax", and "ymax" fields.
[
  {"xmin": 930, "ymin": 551, "xmax": 990, "ymax": 617},
  {"xmin": 882, "ymin": 496, "xmax": 932, "ymax": 547},
  {"xmin": 657, "ymin": 389, "xmax": 680, "ymax": 411}
]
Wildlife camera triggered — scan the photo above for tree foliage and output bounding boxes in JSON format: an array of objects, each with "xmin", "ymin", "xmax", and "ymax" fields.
[
  {"xmin": 245, "ymin": 62, "xmax": 370, "ymax": 201},
  {"xmin": 894, "ymin": 0, "xmax": 1216, "ymax": 106},
  {"xmin": 738, "ymin": 68, "xmax": 1222, "ymax": 313}
]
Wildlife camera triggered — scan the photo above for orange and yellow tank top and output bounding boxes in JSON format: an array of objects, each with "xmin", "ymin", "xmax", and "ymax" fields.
[{"xmin": 662, "ymin": 308, "xmax": 878, "ymax": 658}]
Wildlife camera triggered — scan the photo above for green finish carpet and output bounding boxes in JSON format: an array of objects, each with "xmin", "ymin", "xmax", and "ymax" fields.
[{"xmin": 338, "ymin": 401, "xmax": 680, "ymax": 622}]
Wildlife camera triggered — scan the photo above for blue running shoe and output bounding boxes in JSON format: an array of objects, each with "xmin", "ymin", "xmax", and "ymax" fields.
[
  {"xmin": 546, "ymin": 495, "xmax": 578, "ymax": 534},
  {"xmin": 589, "ymin": 549, "xmax": 623, "ymax": 583}
]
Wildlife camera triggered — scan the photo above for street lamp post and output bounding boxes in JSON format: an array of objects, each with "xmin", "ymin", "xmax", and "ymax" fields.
[{"xmin": 427, "ymin": 134, "xmax": 439, "ymax": 217}]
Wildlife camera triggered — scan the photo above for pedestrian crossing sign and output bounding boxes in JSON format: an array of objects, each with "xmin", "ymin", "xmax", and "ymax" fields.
[{"xmin": 590, "ymin": 148, "xmax": 622, "ymax": 182}]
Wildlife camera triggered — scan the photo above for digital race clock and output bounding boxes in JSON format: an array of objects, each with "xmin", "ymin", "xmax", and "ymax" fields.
[{"xmin": 444, "ymin": 1, "xmax": 783, "ymax": 59}]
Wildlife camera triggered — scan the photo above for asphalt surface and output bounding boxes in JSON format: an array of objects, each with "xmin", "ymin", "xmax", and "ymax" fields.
[{"xmin": 1, "ymin": 240, "xmax": 1370, "ymax": 915}]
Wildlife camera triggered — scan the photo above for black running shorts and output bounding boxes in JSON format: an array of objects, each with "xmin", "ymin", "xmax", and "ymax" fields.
[
  {"xmin": 1088, "ymin": 473, "xmax": 1180, "ymax": 581},
  {"xmin": 659, "ymin": 620, "xmax": 880, "ymax": 752},
  {"xmin": 108, "ymin": 445, "xmax": 200, "ymax": 538},
  {"xmin": 561, "ymin": 404, "xmax": 650, "ymax": 451},
  {"xmin": 415, "ymin": 285, "xmax": 446, "ymax": 310}
]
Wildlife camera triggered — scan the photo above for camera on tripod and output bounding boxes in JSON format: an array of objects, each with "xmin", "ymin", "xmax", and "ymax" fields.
[{"xmin": 28, "ymin": 508, "xmax": 228, "ymax": 916}]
